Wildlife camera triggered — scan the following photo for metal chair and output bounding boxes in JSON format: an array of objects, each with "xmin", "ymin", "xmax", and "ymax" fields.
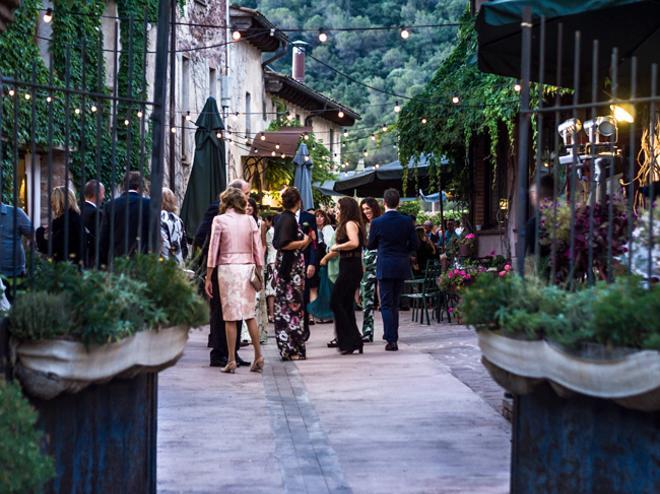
[{"xmin": 403, "ymin": 261, "xmax": 443, "ymax": 325}]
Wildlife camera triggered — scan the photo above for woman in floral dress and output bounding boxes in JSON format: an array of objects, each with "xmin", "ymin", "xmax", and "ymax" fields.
[{"xmin": 272, "ymin": 187, "xmax": 312, "ymax": 360}]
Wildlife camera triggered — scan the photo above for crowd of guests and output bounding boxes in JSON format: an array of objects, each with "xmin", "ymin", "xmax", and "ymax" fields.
[{"xmin": 1, "ymin": 172, "xmax": 471, "ymax": 375}]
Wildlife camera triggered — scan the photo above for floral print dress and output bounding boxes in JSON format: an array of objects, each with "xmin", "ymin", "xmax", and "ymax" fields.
[{"xmin": 274, "ymin": 243, "xmax": 306, "ymax": 360}]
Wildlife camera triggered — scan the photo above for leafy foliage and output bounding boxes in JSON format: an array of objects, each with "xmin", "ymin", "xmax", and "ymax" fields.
[
  {"xmin": 9, "ymin": 291, "xmax": 73, "ymax": 341},
  {"xmin": 0, "ymin": 382, "xmax": 55, "ymax": 493},
  {"xmin": 461, "ymin": 273, "xmax": 660, "ymax": 350}
]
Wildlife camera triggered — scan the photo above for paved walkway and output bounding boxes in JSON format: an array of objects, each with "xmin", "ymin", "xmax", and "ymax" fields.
[{"xmin": 158, "ymin": 314, "xmax": 511, "ymax": 494}]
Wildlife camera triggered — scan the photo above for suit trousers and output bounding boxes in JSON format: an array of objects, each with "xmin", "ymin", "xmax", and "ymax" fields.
[
  {"xmin": 209, "ymin": 266, "xmax": 241, "ymax": 363},
  {"xmin": 379, "ymin": 279, "xmax": 404, "ymax": 343}
]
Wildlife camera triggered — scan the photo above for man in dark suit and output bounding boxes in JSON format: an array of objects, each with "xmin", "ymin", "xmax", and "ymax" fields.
[
  {"xmin": 81, "ymin": 179, "xmax": 105, "ymax": 267},
  {"xmin": 367, "ymin": 188, "xmax": 418, "ymax": 351},
  {"xmin": 296, "ymin": 205, "xmax": 318, "ymax": 340},
  {"xmin": 195, "ymin": 178, "xmax": 250, "ymax": 368},
  {"xmin": 99, "ymin": 171, "xmax": 150, "ymax": 266}
]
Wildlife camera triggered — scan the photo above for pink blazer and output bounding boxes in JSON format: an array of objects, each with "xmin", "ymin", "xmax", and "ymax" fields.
[{"xmin": 207, "ymin": 209, "xmax": 263, "ymax": 268}]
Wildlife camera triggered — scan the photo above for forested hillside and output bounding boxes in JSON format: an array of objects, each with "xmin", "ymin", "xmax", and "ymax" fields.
[{"xmin": 241, "ymin": 0, "xmax": 466, "ymax": 165}]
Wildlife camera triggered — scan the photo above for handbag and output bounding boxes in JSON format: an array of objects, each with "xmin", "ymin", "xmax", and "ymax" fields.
[{"xmin": 249, "ymin": 219, "xmax": 264, "ymax": 291}]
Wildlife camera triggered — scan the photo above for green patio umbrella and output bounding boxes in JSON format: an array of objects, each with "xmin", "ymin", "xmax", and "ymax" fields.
[{"xmin": 180, "ymin": 97, "xmax": 226, "ymax": 240}]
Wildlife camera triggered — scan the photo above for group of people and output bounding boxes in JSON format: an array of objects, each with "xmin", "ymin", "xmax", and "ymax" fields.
[{"xmin": 0, "ymin": 171, "xmax": 188, "ymax": 302}]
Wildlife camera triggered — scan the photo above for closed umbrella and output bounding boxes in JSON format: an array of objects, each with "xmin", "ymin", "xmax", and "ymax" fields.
[
  {"xmin": 293, "ymin": 142, "xmax": 314, "ymax": 210},
  {"xmin": 180, "ymin": 97, "xmax": 226, "ymax": 240}
]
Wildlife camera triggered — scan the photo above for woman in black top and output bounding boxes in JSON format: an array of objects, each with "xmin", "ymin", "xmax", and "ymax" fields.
[
  {"xmin": 328, "ymin": 197, "xmax": 366, "ymax": 355},
  {"xmin": 414, "ymin": 227, "xmax": 437, "ymax": 275},
  {"xmin": 36, "ymin": 187, "xmax": 85, "ymax": 265},
  {"xmin": 272, "ymin": 187, "xmax": 312, "ymax": 360}
]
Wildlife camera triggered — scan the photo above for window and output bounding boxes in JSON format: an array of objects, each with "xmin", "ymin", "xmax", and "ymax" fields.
[
  {"xmin": 245, "ymin": 92, "xmax": 252, "ymax": 135},
  {"xmin": 209, "ymin": 67, "xmax": 217, "ymax": 99}
]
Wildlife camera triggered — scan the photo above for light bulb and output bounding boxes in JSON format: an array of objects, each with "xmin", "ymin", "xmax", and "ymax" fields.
[
  {"xmin": 363, "ymin": 150, "xmax": 368, "ymax": 157},
  {"xmin": 25, "ymin": 93, "xmax": 31, "ymax": 100},
  {"xmin": 452, "ymin": 96, "xmax": 460, "ymax": 104},
  {"xmin": 338, "ymin": 110, "xmax": 344, "ymax": 118},
  {"xmin": 74, "ymin": 107, "xmax": 80, "ymax": 114},
  {"xmin": 304, "ymin": 155, "xmax": 310, "ymax": 162},
  {"xmin": 394, "ymin": 101, "xmax": 401, "ymax": 113},
  {"xmin": 124, "ymin": 119, "xmax": 130, "ymax": 126},
  {"xmin": 185, "ymin": 111, "xmax": 191, "ymax": 121},
  {"xmin": 91, "ymin": 105, "xmax": 97, "ymax": 112},
  {"xmin": 303, "ymin": 133, "xmax": 309, "ymax": 140},
  {"xmin": 232, "ymin": 30, "xmax": 241, "ymax": 41},
  {"xmin": 371, "ymin": 134, "xmax": 376, "ymax": 141},
  {"xmin": 170, "ymin": 127, "xmax": 176, "ymax": 133},
  {"xmin": 343, "ymin": 129, "xmax": 348, "ymax": 137},
  {"xmin": 281, "ymin": 153, "xmax": 285, "ymax": 159},
  {"xmin": 400, "ymin": 27, "xmax": 410, "ymax": 40},
  {"xmin": 318, "ymin": 29, "xmax": 328, "ymax": 43},
  {"xmin": 514, "ymin": 83, "xmax": 522, "ymax": 92},
  {"xmin": 271, "ymin": 151, "xmax": 276, "ymax": 156},
  {"xmin": 8, "ymin": 89, "xmax": 15, "ymax": 97},
  {"xmin": 216, "ymin": 132, "xmax": 223, "ymax": 139},
  {"xmin": 46, "ymin": 95, "xmax": 52, "ymax": 103},
  {"xmin": 43, "ymin": 8, "xmax": 53, "ymax": 24},
  {"xmin": 260, "ymin": 132, "xmax": 266, "ymax": 141},
  {"xmin": 275, "ymin": 143, "xmax": 280, "ymax": 150},
  {"xmin": 382, "ymin": 125, "xmax": 388, "ymax": 132},
  {"xmin": 421, "ymin": 117, "xmax": 427, "ymax": 124},
  {"xmin": 137, "ymin": 110, "xmax": 143, "ymax": 118}
]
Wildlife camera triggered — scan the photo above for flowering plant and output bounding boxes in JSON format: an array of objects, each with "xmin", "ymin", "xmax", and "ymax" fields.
[
  {"xmin": 538, "ymin": 196, "xmax": 631, "ymax": 283},
  {"xmin": 438, "ymin": 264, "xmax": 489, "ymax": 292}
]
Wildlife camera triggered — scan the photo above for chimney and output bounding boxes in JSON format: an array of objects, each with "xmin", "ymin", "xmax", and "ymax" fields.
[{"xmin": 292, "ymin": 41, "xmax": 309, "ymax": 82}]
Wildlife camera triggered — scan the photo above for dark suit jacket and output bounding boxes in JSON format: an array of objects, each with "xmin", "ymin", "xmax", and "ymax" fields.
[
  {"xmin": 81, "ymin": 201, "xmax": 103, "ymax": 265},
  {"xmin": 298, "ymin": 210, "xmax": 318, "ymax": 267},
  {"xmin": 36, "ymin": 209, "xmax": 86, "ymax": 264},
  {"xmin": 367, "ymin": 210, "xmax": 419, "ymax": 280},
  {"xmin": 99, "ymin": 192, "xmax": 150, "ymax": 265},
  {"xmin": 193, "ymin": 200, "xmax": 220, "ymax": 250}
]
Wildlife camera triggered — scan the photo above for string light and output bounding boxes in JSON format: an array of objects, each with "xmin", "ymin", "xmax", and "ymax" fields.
[
  {"xmin": 400, "ymin": 27, "xmax": 410, "ymax": 40},
  {"xmin": 124, "ymin": 119, "xmax": 130, "ymax": 126},
  {"xmin": 8, "ymin": 89, "xmax": 15, "ymax": 97},
  {"xmin": 338, "ymin": 110, "xmax": 344, "ymax": 118},
  {"xmin": 275, "ymin": 143, "xmax": 280, "ymax": 150},
  {"xmin": 91, "ymin": 105, "xmax": 97, "ymax": 112},
  {"xmin": 185, "ymin": 111, "xmax": 191, "ymax": 121},
  {"xmin": 452, "ymin": 95, "xmax": 460, "ymax": 104},
  {"xmin": 514, "ymin": 83, "xmax": 522, "ymax": 92},
  {"xmin": 271, "ymin": 150, "xmax": 276, "ymax": 156},
  {"xmin": 74, "ymin": 107, "xmax": 81, "ymax": 114},
  {"xmin": 260, "ymin": 132, "xmax": 266, "ymax": 141},
  {"xmin": 46, "ymin": 95, "xmax": 52, "ymax": 103},
  {"xmin": 304, "ymin": 155, "xmax": 310, "ymax": 162},
  {"xmin": 394, "ymin": 101, "xmax": 401, "ymax": 113},
  {"xmin": 170, "ymin": 127, "xmax": 176, "ymax": 133},
  {"xmin": 375, "ymin": 163, "xmax": 380, "ymax": 169},
  {"xmin": 371, "ymin": 134, "xmax": 376, "ymax": 141},
  {"xmin": 381, "ymin": 125, "xmax": 388, "ymax": 132},
  {"xmin": 137, "ymin": 110, "xmax": 143, "ymax": 118},
  {"xmin": 343, "ymin": 129, "xmax": 348, "ymax": 137},
  {"xmin": 421, "ymin": 117, "xmax": 427, "ymax": 124},
  {"xmin": 216, "ymin": 132, "xmax": 223, "ymax": 139},
  {"xmin": 363, "ymin": 150, "xmax": 368, "ymax": 157},
  {"xmin": 43, "ymin": 8, "xmax": 53, "ymax": 23},
  {"xmin": 281, "ymin": 153, "xmax": 285, "ymax": 159},
  {"xmin": 318, "ymin": 28, "xmax": 328, "ymax": 43},
  {"xmin": 24, "ymin": 93, "xmax": 31, "ymax": 100},
  {"xmin": 303, "ymin": 132, "xmax": 309, "ymax": 140},
  {"xmin": 270, "ymin": 28, "xmax": 276, "ymax": 37},
  {"xmin": 232, "ymin": 30, "xmax": 241, "ymax": 41}
]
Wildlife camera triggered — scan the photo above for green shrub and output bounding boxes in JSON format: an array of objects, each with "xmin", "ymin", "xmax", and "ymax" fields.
[
  {"xmin": 114, "ymin": 254, "xmax": 208, "ymax": 329},
  {"xmin": 0, "ymin": 382, "xmax": 55, "ymax": 493},
  {"xmin": 9, "ymin": 291, "xmax": 72, "ymax": 341}
]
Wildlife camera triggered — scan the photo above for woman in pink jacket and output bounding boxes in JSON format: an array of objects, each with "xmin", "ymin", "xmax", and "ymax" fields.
[{"xmin": 205, "ymin": 188, "xmax": 264, "ymax": 374}]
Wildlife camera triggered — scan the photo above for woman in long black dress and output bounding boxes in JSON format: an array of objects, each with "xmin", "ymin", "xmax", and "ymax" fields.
[
  {"xmin": 329, "ymin": 197, "xmax": 366, "ymax": 355},
  {"xmin": 272, "ymin": 187, "xmax": 312, "ymax": 360}
]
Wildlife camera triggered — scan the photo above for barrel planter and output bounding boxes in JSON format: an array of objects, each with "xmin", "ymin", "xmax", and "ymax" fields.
[
  {"xmin": 477, "ymin": 330, "xmax": 660, "ymax": 493},
  {"xmin": 12, "ymin": 325, "xmax": 190, "ymax": 494}
]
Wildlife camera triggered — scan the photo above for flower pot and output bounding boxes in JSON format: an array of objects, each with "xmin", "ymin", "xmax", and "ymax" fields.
[
  {"xmin": 477, "ymin": 329, "xmax": 660, "ymax": 412},
  {"xmin": 13, "ymin": 325, "xmax": 190, "ymax": 399}
]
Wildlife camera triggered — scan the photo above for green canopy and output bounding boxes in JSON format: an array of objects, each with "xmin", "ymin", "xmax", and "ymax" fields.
[
  {"xmin": 477, "ymin": 0, "xmax": 660, "ymax": 95},
  {"xmin": 180, "ymin": 97, "xmax": 226, "ymax": 241}
]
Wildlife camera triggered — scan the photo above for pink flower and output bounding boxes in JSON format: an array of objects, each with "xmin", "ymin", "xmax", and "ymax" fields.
[
  {"xmin": 448, "ymin": 307, "xmax": 454, "ymax": 313},
  {"xmin": 465, "ymin": 274, "xmax": 471, "ymax": 280},
  {"xmin": 466, "ymin": 233, "xmax": 476, "ymax": 239},
  {"xmin": 448, "ymin": 272, "xmax": 453, "ymax": 279},
  {"xmin": 499, "ymin": 271, "xmax": 506, "ymax": 277},
  {"xmin": 504, "ymin": 264, "xmax": 511, "ymax": 271}
]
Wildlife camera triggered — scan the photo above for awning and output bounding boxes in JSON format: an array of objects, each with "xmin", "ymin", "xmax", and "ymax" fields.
[
  {"xmin": 333, "ymin": 155, "xmax": 448, "ymax": 198},
  {"xmin": 247, "ymin": 127, "xmax": 311, "ymax": 158},
  {"xmin": 477, "ymin": 0, "xmax": 660, "ymax": 95}
]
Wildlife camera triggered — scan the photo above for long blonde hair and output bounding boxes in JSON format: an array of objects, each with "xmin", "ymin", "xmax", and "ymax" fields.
[
  {"xmin": 51, "ymin": 187, "xmax": 80, "ymax": 218},
  {"xmin": 219, "ymin": 187, "xmax": 246, "ymax": 214},
  {"xmin": 162, "ymin": 187, "xmax": 178, "ymax": 213}
]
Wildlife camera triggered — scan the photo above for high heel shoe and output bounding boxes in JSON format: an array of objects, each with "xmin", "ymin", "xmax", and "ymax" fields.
[
  {"xmin": 340, "ymin": 345, "xmax": 364, "ymax": 355},
  {"xmin": 221, "ymin": 361, "xmax": 237, "ymax": 373},
  {"xmin": 250, "ymin": 356, "xmax": 265, "ymax": 373}
]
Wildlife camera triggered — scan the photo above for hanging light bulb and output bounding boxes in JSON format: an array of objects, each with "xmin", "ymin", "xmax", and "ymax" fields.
[
  {"xmin": 74, "ymin": 108, "xmax": 81, "ymax": 115},
  {"xmin": 338, "ymin": 110, "xmax": 344, "ymax": 118},
  {"xmin": 124, "ymin": 119, "xmax": 130, "ymax": 126},
  {"xmin": 452, "ymin": 96, "xmax": 460, "ymax": 105},
  {"xmin": 137, "ymin": 110, "xmax": 143, "ymax": 118},
  {"xmin": 281, "ymin": 153, "xmax": 286, "ymax": 159},
  {"xmin": 343, "ymin": 129, "xmax": 348, "ymax": 137},
  {"xmin": 185, "ymin": 111, "xmax": 191, "ymax": 121},
  {"xmin": 271, "ymin": 150, "xmax": 276, "ymax": 156},
  {"xmin": 270, "ymin": 28, "xmax": 276, "ymax": 37},
  {"xmin": 170, "ymin": 127, "xmax": 176, "ymax": 134},
  {"xmin": 514, "ymin": 83, "xmax": 522, "ymax": 93},
  {"xmin": 394, "ymin": 101, "xmax": 401, "ymax": 113},
  {"xmin": 260, "ymin": 132, "xmax": 266, "ymax": 141},
  {"xmin": 421, "ymin": 117, "xmax": 427, "ymax": 124},
  {"xmin": 363, "ymin": 149, "xmax": 368, "ymax": 157},
  {"xmin": 382, "ymin": 124, "xmax": 388, "ymax": 132},
  {"xmin": 275, "ymin": 143, "xmax": 280, "ymax": 150},
  {"xmin": 400, "ymin": 27, "xmax": 410, "ymax": 40},
  {"xmin": 91, "ymin": 105, "xmax": 97, "ymax": 113},
  {"xmin": 375, "ymin": 163, "xmax": 380, "ymax": 169},
  {"xmin": 232, "ymin": 30, "xmax": 241, "ymax": 41},
  {"xmin": 8, "ymin": 89, "xmax": 15, "ymax": 97},
  {"xmin": 371, "ymin": 134, "xmax": 376, "ymax": 141},
  {"xmin": 216, "ymin": 132, "xmax": 223, "ymax": 139},
  {"xmin": 303, "ymin": 132, "xmax": 309, "ymax": 141},
  {"xmin": 46, "ymin": 95, "xmax": 52, "ymax": 103},
  {"xmin": 318, "ymin": 28, "xmax": 328, "ymax": 43},
  {"xmin": 304, "ymin": 155, "xmax": 310, "ymax": 162},
  {"xmin": 43, "ymin": 8, "xmax": 53, "ymax": 24},
  {"xmin": 25, "ymin": 93, "xmax": 31, "ymax": 101}
]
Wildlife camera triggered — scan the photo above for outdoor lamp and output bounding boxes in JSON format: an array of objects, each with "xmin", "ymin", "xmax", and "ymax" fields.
[
  {"xmin": 611, "ymin": 104, "xmax": 635, "ymax": 123},
  {"xmin": 43, "ymin": 8, "xmax": 53, "ymax": 23},
  {"xmin": 338, "ymin": 110, "xmax": 345, "ymax": 118},
  {"xmin": 557, "ymin": 118, "xmax": 583, "ymax": 146},
  {"xmin": 583, "ymin": 116, "xmax": 617, "ymax": 144}
]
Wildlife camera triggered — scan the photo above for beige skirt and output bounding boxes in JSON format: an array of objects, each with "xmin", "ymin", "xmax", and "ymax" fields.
[{"xmin": 217, "ymin": 264, "xmax": 257, "ymax": 321}]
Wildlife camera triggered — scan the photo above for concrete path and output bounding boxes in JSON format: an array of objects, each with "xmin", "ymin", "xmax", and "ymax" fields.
[{"xmin": 158, "ymin": 314, "xmax": 511, "ymax": 494}]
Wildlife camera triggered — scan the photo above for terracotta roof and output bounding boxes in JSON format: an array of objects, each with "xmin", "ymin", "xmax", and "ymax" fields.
[
  {"xmin": 229, "ymin": 5, "xmax": 288, "ymax": 52},
  {"xmin": 247, "ymin": 126, "xmax": 312, "ymax": 158},
  {"xmin": 0, "ymin": 0, "xmax": 20, "ymax": 33},
  {"xmin": 264, "ymin": 71, "xmax": 360, "ymax": 126}
]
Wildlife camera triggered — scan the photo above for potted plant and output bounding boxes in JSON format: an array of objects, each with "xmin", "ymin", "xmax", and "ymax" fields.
[
  {"xmin": 8, "ymin": 255, "xmax": 208, "ymax": 399},
  {"xmin": 458, "ymin": 232, "xmax": 478, "ymax": 258}
]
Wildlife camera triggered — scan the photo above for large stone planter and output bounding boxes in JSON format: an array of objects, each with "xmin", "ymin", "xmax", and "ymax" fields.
[
  {"xmin": 13, "ymin": 325, "xmax": 190, "ymax": 399},
  {"xmin": 477, "ymin": 329, "xmax": 660, "ymax": 412}
]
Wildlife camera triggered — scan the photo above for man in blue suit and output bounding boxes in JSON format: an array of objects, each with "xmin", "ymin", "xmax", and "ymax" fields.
[{"xmin": 367, "ymin": 189, "xmax": 418, "ymax": 351}]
